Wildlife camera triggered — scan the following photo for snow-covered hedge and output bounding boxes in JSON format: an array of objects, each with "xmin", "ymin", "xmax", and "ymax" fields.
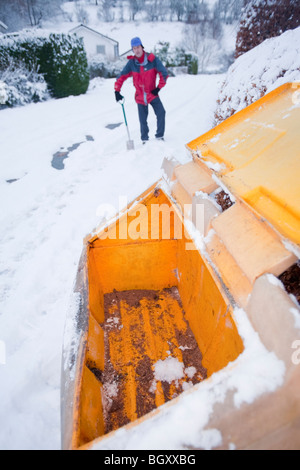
[
  {"xmin": 215, "ymin": 27, "xmax": 300, "ymax": 124},
  {"xmin": 0, "ymin": 30, "xmax": 47, "ymax": 70},
  {"xmin": 235, "ymin": 0, "xmax": 300, "ymax": 58},
  {"xmin": 0, "ymin": 30, "xmax": 90, "ymax": 106}
]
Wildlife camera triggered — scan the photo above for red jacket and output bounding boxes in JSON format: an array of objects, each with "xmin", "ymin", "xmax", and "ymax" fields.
[{"xmin": 115, "ymin": 52, "xmax": 168, "ymax": 105}]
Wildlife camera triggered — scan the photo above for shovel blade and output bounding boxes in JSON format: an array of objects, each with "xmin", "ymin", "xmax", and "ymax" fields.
[{"xmin": 127, "ymin": 140, "xmax": 135, "ymax": 151}]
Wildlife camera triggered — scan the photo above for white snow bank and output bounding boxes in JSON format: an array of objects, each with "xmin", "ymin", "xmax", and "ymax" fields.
[{"xmin": 215, "ymin": 26, "xmax": 300, "ymax": 123}]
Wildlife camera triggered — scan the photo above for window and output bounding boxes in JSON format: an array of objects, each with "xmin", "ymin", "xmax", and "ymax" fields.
[{"xmin": 97, "ymin": 45, "xmax": 106, "ymax": 55}]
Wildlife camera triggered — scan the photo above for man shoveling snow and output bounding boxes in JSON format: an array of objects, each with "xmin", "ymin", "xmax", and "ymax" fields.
[{"xmin": 114, "ymin": 37, "xmax": 169, "ymax": 144}]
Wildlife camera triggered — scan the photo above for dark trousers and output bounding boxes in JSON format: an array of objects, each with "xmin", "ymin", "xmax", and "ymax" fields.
[{"xmin": 137, "ymin": 97, "xmax": 166, "ymax": 141}]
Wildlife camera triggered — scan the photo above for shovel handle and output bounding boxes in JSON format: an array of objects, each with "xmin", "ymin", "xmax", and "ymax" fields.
[
  {"xmin": 119, "ymin": 100, "xmax": 128, "ymax": 127},
  {"xmin": 118, "ymin": 97, "xmax": 133, "ymax": 144}
]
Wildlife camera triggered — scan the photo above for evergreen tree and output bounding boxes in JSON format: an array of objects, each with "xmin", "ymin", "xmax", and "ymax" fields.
[
  {"xmin": 170, "ymin": 0, "xmax": 185, "ymax": 21},
  {"xmin": 39, "ymin": 34, "xmax": 90, "ymax": 98}
]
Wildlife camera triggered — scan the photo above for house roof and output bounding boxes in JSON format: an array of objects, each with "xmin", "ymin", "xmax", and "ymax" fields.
[
  {"xmin": 120, "ymin": 49, "xmax": 132, "ymax": 57},
  {"xmin": 69, "ymin": 24, "xmax": 118, "ymax": 45}
]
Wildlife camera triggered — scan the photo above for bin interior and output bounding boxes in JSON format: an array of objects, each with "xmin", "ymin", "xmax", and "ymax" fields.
[{"xmin": 76, "ymin": 188, "xmax": 244, "ymax": 448}]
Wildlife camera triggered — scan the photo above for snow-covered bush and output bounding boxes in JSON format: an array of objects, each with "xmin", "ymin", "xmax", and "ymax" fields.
[
  {"xmin": 154, "ymin": 42, "xmax": 198, "ymax": 75},
  {"xmin": 0, "ymin": 30, "xmax": 47, "ymax": 70},
  {"xmin": 0, "ymin": 33, "xmax": 48, "ymax": 108},
  {"xmin": 0, "ymin": 81, "xmax": 8, "ymax": 105},
  {"xmin": 0, "ymin": 59, "xmax": 49, "ymax": 108},
  {"xmin": 215, "ymin": 27, "xmax": 300, "ymax": 124},
  {"xmin": 236, "ymin": 0, "xmax": 300, "ymax": 58},
  {"xmin": 88, "ymin": 54, "xmax": 126, "ymax": 79},
  {"xmin": 89, "ymin": 44, "xmax": 198, "ymax": 79}
]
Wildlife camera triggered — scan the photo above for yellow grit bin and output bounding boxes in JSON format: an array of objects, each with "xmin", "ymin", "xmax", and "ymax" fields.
[{"xmin": 61, "ymin": 83, "xmax": 300, "ymax": 451}]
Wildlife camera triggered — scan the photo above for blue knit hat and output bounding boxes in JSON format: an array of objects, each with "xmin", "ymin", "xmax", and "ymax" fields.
[{"xmin": 131, "ymin": 37, "xmax": 143, "ymax": 48}]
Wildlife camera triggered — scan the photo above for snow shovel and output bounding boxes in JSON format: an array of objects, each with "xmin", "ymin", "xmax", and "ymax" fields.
[{"xmin": 119, "ymin": 98, "xmax": 135, "ymax": 151}]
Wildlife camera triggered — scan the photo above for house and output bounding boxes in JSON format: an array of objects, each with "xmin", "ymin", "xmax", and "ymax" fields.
[
  {"xmin": 0, "ymin": 21, "xmax": 8, "ymax": 34},
  {"xmin": 69, "ymin": 24, "xmax": 119, "ymax": 61}
]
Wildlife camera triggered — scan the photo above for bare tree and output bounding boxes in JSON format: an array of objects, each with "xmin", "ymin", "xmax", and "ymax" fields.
[
  {"xmin": 169, "ymin": 0, "xmax": 185, "ymax": 21},
  {"xmin": 0, "ymin": 0, "xmax": 26, "ymax": 31},
  {"xmin": 0, "ymin": 0, "xmax": 64, "ymax": 30},
  {"xmin": 75, "ymin": 4, "xmax": 90, "ymax": 24},
  {"xmin": 128, "ymin": 0, "xmax": 144, "ymax": 21},
  {"xmin": 96, "ymin": 0, "xmax": 115, "ymax": 21},
  {"xmin": 185, "ymin": 0, "xmax": 210, "ymax": 25},
  {"xmin": 26, "ymin": 0, "xmax": 42, "ymax": 26},
  {"xmin": 157, "ymin": 0, "xmax": 170, "ymax": 21},
  {"xmin": 183, "ymin": 21, "xmax": 207, "ymax": 52},
  {"xmin": 146, "ymin": 0, "xmax": 159, "ymax": 21},
  {"xmin": 214, "ymin": 0, "xmax": 243, "ymax": 24},
  {"xmin": 212, "ymin": 3, "xmax": 224, "ymax": 40},
  {"xmin": 26, "ymin": 0, "xmax": 64, "ymax": 26}
]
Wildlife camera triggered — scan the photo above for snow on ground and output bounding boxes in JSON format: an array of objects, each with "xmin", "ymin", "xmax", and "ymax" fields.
[{"xmin": 0, "ymin": 73, "xmax": 222, "ymax": 450}]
